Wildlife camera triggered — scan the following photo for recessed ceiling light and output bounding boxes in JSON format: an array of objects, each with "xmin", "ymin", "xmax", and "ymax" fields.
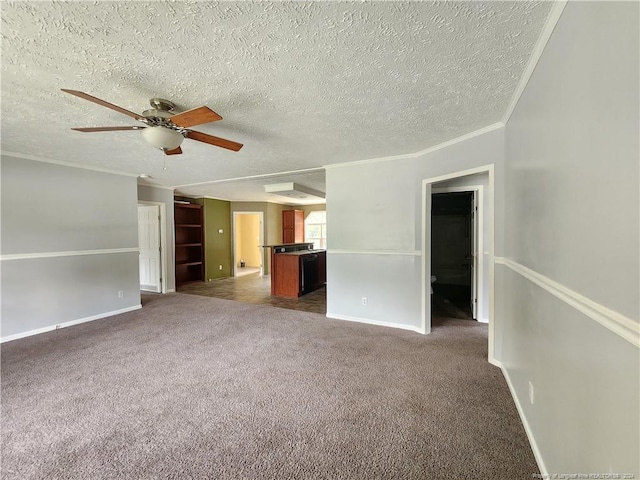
[{"xmin": 138, "ymin": 174, "xmax": 151, "ymax": 179}]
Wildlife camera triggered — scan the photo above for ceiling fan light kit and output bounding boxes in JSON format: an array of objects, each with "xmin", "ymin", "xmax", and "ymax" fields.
[
  {"xmin": 61, "ymin": 89, "xmax": 243, "ymax": 155},
  {"xmin": 141, "ymin": 126, "xmax": 184, "ymax": 151}
]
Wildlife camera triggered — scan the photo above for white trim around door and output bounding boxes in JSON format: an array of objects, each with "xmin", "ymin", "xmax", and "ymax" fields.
[
  {"xmin": 421, "ymin": 164, "xmax": 495, "ymax": 363},
  {"xmin": 138, "ymin": 201, "xmax": 168, "ymax": 294},
  {"xmin": 232, "ymin": 211, "xmax": 265, "ymax": 277},
  {"xmin": 432, "ymin": 185, "xmax": 485, "ymax": 323}
]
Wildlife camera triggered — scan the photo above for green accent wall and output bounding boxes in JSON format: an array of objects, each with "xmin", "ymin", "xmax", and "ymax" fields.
[{"xmin": 196, "ymin": 198, "xmax": 232, "ymax": 280}]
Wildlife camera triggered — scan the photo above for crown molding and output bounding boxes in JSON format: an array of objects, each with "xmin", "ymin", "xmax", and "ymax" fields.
[
  {"xmin": 201, "ymin": 195, "xmax": 232, "ymax": 201},
  {"xmin": 138, "ymin": 182, "xmax": 175, "ymax": 191},
  {"xmin": 502, "ymin": 1, "xmax": 568, "ymax": 124},
  {"xmin": 1, "ymin": 151, "xmax": 139, "ymax": 178},
  {"xmin": 323, "ymin": 123, "xmax": 504, "ymax": 170},
  {"xmin": 172, "ymin": 166, "xmax": 326, "ymax": 189}
]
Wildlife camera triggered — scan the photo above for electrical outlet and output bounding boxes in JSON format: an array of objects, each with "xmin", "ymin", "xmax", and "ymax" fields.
[
  {"xmin": 528, "ymin": 381, "xmax": 534, "ymax": 405},
  {"xmin": 362, "ymin": 297, "xmax": 367, "ymax": 306},
  {"xmin": 219, "ymin": 265, "xmax": 223, "ymax": 270},
  {"xmin": 118, "ymin": 290, "xmax": 124, "ymax": 298}
]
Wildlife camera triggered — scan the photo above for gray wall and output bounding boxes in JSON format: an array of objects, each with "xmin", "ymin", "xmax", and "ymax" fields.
[
  {"xmin": 325, "ymin": 126, "xmax": 503, "ymax": 330},
  {"xmin": 1, "ymin": 156, "xmax": 141, "ymax": 340},
  {"xmin": 138, "ymin": 184, "xmax": 176, "ymax": 292},
  {"xmin": 501, "ymin": 1, "xmax": 639, "ymax": 475}
]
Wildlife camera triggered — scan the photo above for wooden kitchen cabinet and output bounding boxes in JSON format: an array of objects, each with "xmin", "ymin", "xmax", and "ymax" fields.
[
  {"xmin": 283, "ymin": 210, "xmax": 304, "ymax": 244},
  {"xmin": 271, "ymin": 249, "xmax": 327, "ymax": 298}
]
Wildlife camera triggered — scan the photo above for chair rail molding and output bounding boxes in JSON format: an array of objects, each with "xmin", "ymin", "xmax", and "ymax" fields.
[
  {"xmin": 327, "ymin": 249, "xmax": 421, "ymax": 256},
  {"xmin": 495, "ymin": 257, "xmax": 639, "ymax": 347},
  {"xmin": 0, "ymin": 247, "xmax": 139, "ymax": 261}
]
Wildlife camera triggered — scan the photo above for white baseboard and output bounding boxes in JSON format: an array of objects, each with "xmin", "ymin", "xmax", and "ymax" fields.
[
  {"xmin": 489, "ymin": 358, "xmax": 503, "ymax": 368},
  {"xmin": 140, "ymin": 285, "xmax": 161, "ymax": 293},
  {"xmin": 166, "ymin": 289, "xmax": 175, "ymax": 293},
  {"xmin": 326, "ymin": 312, "xmax": 425, "ymax": 334},
  {"xmin": 1, "ymin": 304, "xmax": 142, "ymax": 343},
  {"xmin": 1, "ymin": 325, "xmax": 54, "ymax": 343},
  {"xmin": 499, "ymin": 364, "xmax": 548, "ymax": 477}
]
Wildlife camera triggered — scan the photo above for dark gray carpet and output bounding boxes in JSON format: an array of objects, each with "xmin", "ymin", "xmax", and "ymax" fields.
[{"xmin": 1, "ymin": 293, "xmax": 538, "ymax": 479}]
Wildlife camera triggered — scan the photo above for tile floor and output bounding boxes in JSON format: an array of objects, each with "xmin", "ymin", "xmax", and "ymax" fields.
[
  {"xmin": 233, "ymin": 267, "xmax": 261, "ymax": 278},
  {"xmin": 178, "ymin": 274, "xmax": 472, "ymax": 322},
  {"xmin": 177, "ymin": 273, "xmax": 327, "ymax": 314}
]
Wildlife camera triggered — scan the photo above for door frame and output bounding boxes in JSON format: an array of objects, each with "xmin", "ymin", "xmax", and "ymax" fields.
[
  {"xmin": 421, "ymin": 164, "xmax": 494, "ymax": 362},
  {"xmin": 232, "ymin": 211, "xmax": 265, "ymax": 277},
  {"xmin": 431, "ymin": 186, "xmax": 484, "ymax": 322},
  {"xmin": 138, "ymin": 201, "xmax": 168, "ymax": 294}
]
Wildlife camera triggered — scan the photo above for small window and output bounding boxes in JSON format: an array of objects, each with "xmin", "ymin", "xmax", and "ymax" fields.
[{"xmin": 304, "ymin": 211, "xmax": 326, "ymax": 250}]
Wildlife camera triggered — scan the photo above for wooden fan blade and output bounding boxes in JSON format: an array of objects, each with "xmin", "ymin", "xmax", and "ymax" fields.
[
  {"xmin": 71, "ymin": 126, "xmax": 144, "ymax": 132},
  {"xmin": 164, "ymin": 146, "xmax": 183, "ymax": 155},
  {"xmin": 171, "ymin": 106, "xmax": 222, "ymax": 128},
  {"xmin": 186, "ymin": 130, "xmax": 243, "ymax": 152},
  {"xmin": 61, "ymin": 89, "xmax": 143, "ymax": 120}
]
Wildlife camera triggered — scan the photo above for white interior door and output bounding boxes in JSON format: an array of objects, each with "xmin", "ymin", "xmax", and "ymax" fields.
[
  {"xmin": 470, "ymin": 192, "xmax": 478, "ymax": 320},
  {"xmin": 138, "ymin": 204, "xmax": 161, "ymax": 292}
]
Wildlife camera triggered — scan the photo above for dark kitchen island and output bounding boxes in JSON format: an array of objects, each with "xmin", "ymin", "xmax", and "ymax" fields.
[{"xmin": 268, "ymin": 242, "xmax": 326, "ymax": 298}]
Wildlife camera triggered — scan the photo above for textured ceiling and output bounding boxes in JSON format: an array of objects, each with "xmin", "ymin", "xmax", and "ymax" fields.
[{"xmin": 1, "ymin": 1, "xmax": 552, "ymax": 203}]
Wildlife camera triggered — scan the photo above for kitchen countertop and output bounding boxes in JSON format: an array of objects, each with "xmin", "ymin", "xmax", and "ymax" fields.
[
  {"xmin": 264, "ymin": 243, "xmax": 314, "ymax": 248},
  {"xmin": 276, "ymin": 249, "xmax": 326, "ymax": 256}
]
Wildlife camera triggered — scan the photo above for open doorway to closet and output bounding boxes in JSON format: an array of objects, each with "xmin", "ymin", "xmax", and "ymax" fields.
[
  {"xmin": 232, "ymin": 212, "xmax": 264, "ymax": 277},
  {"xmin": 422, "ymin": 167, "xmax": 493, "ymax": 338},
  {"xmin": 430, "ymin": 191, "xmax": 477, "ymax": 320}
]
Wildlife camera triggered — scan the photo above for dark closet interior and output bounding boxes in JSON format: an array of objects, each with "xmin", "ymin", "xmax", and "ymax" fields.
[{"xmin": 431, "ymin": 192, "xmax": 474, "ymax": 320}]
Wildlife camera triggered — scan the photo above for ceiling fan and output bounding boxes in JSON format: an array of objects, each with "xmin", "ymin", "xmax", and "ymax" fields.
[{"xmin": 61, "ymin": 89, "xmax": 243, "ymax": 155}]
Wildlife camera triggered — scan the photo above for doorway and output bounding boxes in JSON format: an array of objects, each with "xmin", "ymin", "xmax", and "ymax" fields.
[
  {"xmin": 430, "ymin": 191, "xmax": 476, "ymax": 320},
  {"xmin": 421, "ymin": 165, "xmax": 494, "ymax": 362},
  {"xmin": 233, "ymin": 212, "xmax": 264, "ymax": 277},
  {"xmin": 138, "ymin": 203, "xmax": 166, "ymax": 293}
]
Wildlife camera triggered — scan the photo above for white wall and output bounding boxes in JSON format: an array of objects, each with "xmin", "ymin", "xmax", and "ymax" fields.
[
  {"xmin": 501, "ymin": 1, "xmax": 639, "ymax": 475},
  {"xmin": 1, "ymin": 156, "xmax": 141, "ymax": 341},
  {"xmin": 138, "ymin": 184, "xmax": 176, "ymax": 292},
  {"xmin": 325, "ymin": 126, "xmax": 503, "ymax": 331}
]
